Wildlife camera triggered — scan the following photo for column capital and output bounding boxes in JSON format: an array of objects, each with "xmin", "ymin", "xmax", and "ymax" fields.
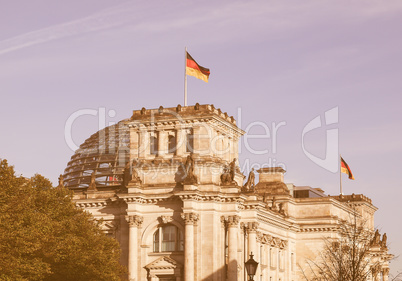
[
  {"xmin": 227, "ymin": 215, "xmax": 240, "ymax": 227},
  {"xmin": 256, "ymin": 231, "xmax": 263, "ymax": 243},
  {"xmin": 221, "ymin": 216, "xmax": 227, "ymax": 228},
  {"xmin": 158, "ymin": 215, "xmax": 173, "ymax": 224},
  {"xmin": 246, "ymin": 222, "xmax": 259, "ymax": 233},
  {"xmin": 181, "ymin": 212, "xmax": 199, "ymax": 225},
  {"xmin": 125, "ymin": 215, "xmax": 143, "ymax": 227}
]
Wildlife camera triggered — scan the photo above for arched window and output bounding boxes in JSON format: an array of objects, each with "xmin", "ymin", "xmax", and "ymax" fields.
[
  {"xmin": 153, "ymin": 225, "xmax": 183, "ymax": 252},
  {"xmin": 168, "ymin": 135, "xmax": 176, "ymax": 154},
  {"xmin": 150, "ymin": 136, "xmax": 158, "ymax": 155}
]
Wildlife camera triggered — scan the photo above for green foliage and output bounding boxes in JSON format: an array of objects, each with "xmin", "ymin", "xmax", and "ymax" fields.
[{"xmin": 0, "ymin": 159, "xmax": 125, "ymax": 281}]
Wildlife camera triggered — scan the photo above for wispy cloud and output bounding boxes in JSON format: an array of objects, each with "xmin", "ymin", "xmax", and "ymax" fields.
[
  {"xmin": 0, "ymin": 2, "xmax": 140, "ymax": 56},
  {"xmin": 2, "ymin": 0, "xmax": 402, "ymax": 57}
]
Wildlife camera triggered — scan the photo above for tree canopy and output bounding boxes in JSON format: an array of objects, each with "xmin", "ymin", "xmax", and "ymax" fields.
[{"xmin": 0, "ymin": 159, "xmax": 125, "ymax": 281}]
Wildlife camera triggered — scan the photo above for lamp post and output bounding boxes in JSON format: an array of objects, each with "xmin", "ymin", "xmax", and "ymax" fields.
[{"xmin": 245, "ymin": 252, "xmax": 259, "ymax": 281}]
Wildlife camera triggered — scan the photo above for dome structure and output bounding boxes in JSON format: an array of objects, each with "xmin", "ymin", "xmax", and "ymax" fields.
[
  {"xmin": 63, "ymin": 104, "xmax": 244, "ymax": 190},
  {"xmin": 63, "ymin": 120, "xmax": 130, "ymax": 189}
]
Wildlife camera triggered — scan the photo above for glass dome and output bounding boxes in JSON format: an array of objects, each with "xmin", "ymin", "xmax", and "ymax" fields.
[{"xmin": 63, "ymin": 120, "xmax": 130, "ymax": 189}]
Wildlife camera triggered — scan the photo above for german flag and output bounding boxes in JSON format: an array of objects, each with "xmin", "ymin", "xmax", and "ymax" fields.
[
  {"xmin": 186, "ymin": 52, "xmax": 210, "ymax": 83},
  {"xmin": 341, "ymin": 157, "xmax": 354, "ymax": 180}
]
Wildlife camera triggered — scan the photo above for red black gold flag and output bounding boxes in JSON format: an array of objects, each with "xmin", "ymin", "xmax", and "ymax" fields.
[
  {"xmin": 340, "ymin": 157, "xmax": 354, "ymax": 180},
  {"xmin": 186, "ymin": 52, "xmax": 210, "ymax": 83}
]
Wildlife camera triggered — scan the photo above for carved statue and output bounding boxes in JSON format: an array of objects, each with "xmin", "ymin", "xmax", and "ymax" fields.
[
  {"xmin": 122, "ymin": 162, "xmax": 132, "ymax": 187},
  {"xmin": 88, "ymin": 171, "xmax": 97, "ymax": 191},
  {"xmin": 58, "ymin": 174, "xmax": 64, "ymax": 188},
  {"xmin": 123, "ymin": 160, "xmax": 141, "ymax": 187},
  {"xmin": 220, "ymin": 165, "xmax": 232, "ymax": 185},
  {"xmin": 243, "ymin": 168, "xmax": 255, "ymax": 192},
  {"xmin": 271, "ymin": 197, "xmax": 278, "ymax": 211},
  {"xmin": 278, "ymin": 203, "xmax": 287, "ymax": 216},
  {"xmin": 381, "ymin": 233, "xmax": 387, "ymax": 248},
  {"xmin": 230, "ymin": 158, "xmax": 237, "ymax": 182},
  {"xmin": 131, "ymin": 159, "xmax": 141, "ymax": 183},
  {"xmin": 183, "ymin": 154, "xmax": 197, "ymax": 184},
  {"xmin": 372, "ymin": 229, "xmax": 381, "ymax": 246}
]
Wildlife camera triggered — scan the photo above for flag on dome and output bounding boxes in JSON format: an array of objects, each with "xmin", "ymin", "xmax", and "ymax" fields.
[
  {"xmin": 186, "ymin": 52, "xmax": 210, "ymax": 83},
  {"xmin": 340, "ymin": 157, "xmax": 354, "ymax": 180}
]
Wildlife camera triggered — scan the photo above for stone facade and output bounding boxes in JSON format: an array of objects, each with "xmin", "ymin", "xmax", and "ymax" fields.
[{"xmin": 64, "ymin": 104, "xmax": 392, "ymax": 281}]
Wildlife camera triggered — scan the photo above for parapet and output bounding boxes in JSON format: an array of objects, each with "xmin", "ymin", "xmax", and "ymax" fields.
[{"xmin": 131, "ymin": 103, "xmax": 238, "ymax": 126}]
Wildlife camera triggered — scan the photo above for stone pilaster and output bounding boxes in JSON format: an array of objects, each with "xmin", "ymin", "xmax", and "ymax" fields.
[
  {"xmin": 125, "ymin": 215, "xmax": 143, "ymax": 281},
  {"xmin": 157, "ymin": 130, "xmax": 167, "ymax": 156},
  {"xmin": 138, "ymin": 129, "xmax": 148, "ymax": 158},
  {"xmin": 175, "ymin": 126, "xmax": 187, "ymax": 156},
  {"xmin": 227, "ymin": 215, "xmax": 240, "ymax": 281},
  {"xmin": 181, "ymin": 213, "xmax": 199, "ymax": 281},
  {"xmin": 246, "ymin": 222, "xmax": 259, "ymax": 257}
]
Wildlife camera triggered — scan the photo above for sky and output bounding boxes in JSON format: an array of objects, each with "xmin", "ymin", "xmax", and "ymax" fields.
[{"xmin": 0, "ymin": 0, "xmax": 401, "ymax": 276}]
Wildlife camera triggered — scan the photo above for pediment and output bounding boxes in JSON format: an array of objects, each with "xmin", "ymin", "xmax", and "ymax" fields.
[{"xmin": 145, "ymin": 256, "xmax": 182, "ymax": 270}]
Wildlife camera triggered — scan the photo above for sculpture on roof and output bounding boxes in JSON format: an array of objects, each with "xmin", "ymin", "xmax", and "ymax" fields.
[
  {"xmin": 278, "ymin": 203, "xmax": 287, "ymax": 216},
  {"xmin": 230, "ymin": 158, "xmax": 237, "ymax": 182},
  {"xmin": 381, "ymin": 233, "xmax": 387, "ymax": 248},
  {"xmin": 58, "ymin": 174, "xmax": 65, "ymax": 188},
  {"xmin": 88, "ymin": 171, "xmax": 97, "ymax": 191},
  {"xmin": 371, "ymin": 229, "xmax": 381, "ymax": 246},
  {"xmin": 123, "ymin": 160, "xmax": 142, "ymax": 187},
  {"xmin": 221, "ymin": 158, "xmax": 239, "ymax": 186},
  {"xmin": 183, "ymin": 154, "xmax": 197, "ymax": 185},
  {"xmin": 220, "ymin": 165, "xmax": 232, "ymax": 185},
  {"xmin": 242, "ymin": 168, "xmax": 255, "ymax": 192},
  {"xmin": 271, "ymin": 196, "xmax": 278, "ymax": 211},
  {"xmin": 123, "ymin": 162, "xmax": 132, "ymax": 187},
  {"xmin": 131, "ymin": 159, "xmax": 141, "ymax": 183}
]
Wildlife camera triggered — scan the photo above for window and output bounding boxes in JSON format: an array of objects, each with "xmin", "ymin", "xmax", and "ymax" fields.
[
  {"xmin": 150, "ymin": 136, "xmax": 158, "ymax": 155},
  {"xmin": 186, "ymin": 133, "xmax": 193, "ymax": 153},
  {"xmin": 168, "ymin": 135, "xmax": 176, "ymax": 154},
  {"xmin": 153, "ymin": 225, "xmax": 183, "ymax": 252}
]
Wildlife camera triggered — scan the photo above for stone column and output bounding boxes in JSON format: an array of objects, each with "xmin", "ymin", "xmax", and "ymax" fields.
[
  {"xmin": 125, "ymin": 215, "xmax": 143, "ymax": 281},
  {"xmin": 138, "ymin": 128, "xmax": 148, "ymax": 158},
  {"xmin": 175, "ymin": 126, "xmax": 186, "ymax": 156},
  {"xmin": 157, "ymin": 130, "xmax": 167, "ymax": 156},
  {"xmin": 227, "ymin": 215, "xmax": 240, "ymax": 281},
  {"xmin": 383, "ymin": 268, "xmax": 390, "ymax": 281},
  {"xmin": 129, "ymin": 126, "xmax": 139, "ymax": 160},
  {"xmin": 181, "ymin": 213, "xmax": 199, "ymax": 281},
  {"xmin": 247, "ymin": 222, "xmax": 259, "ymax": 257}
]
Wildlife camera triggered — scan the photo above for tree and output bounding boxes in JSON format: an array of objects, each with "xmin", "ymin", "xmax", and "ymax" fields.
[
  {"xmin": 0, "ymin": 159, "xmax": 125, "ymax": 281},
  {"xmin": 391, "ymin": 272, "xmax": 402, "ymax": 281},
  {"xmin": 300, "ymin": 206, "xmax": 391, "ymax": 281}
]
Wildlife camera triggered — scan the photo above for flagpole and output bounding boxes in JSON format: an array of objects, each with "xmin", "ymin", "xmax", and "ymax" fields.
[
  {"xmin": 184, "ymin": 47, "xmax": 188, "ymax": 106},
  {"xmin": 340, "ymin": 154, "xmax": 343, "ymax": 195}
]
